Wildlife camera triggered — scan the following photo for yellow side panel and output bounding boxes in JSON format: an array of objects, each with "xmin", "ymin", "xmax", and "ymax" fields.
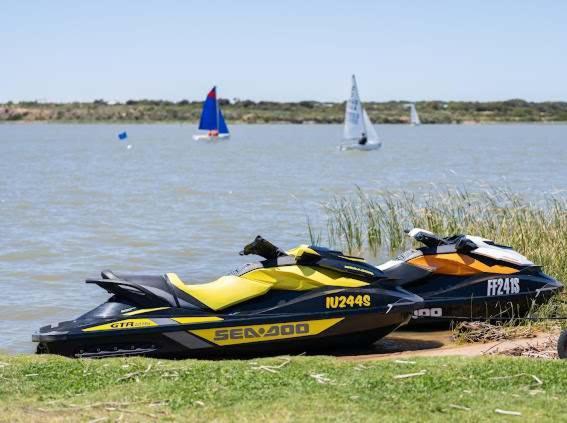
[
  {"xmin": 242, "ymin": 266, "xmax": 368, "ymax": 290},
  {"xmin": 343, "ymin": 265, "xmax": 374, "ymax": 276},
  {"xmin": 167, "ymin": 273, "xmax": 272, "ymax": 311},
  {"xmin": 190, "ymin": 317, "xmax": 344, "ymax": 346},
  {"xmin": 83, "ymin": 318, "xmax": 157, "ymax": 332},
  {"xmin": 339, "ymin": 255, "xmax": 366, "ymax": 262},
  {"xmin": 172, "ymin": 316, "xmax": 224, "ymax": 324},
  {"xmin": 123, "ymin": 307, "xmax": 170, "ymax": 316},
  {"xmin": 408, "ymin": 254, "xmax": 519, "ymax": 276},
  {"xmin": 286, "ymin": 245, "xmax": 320, "ymax": 258}
]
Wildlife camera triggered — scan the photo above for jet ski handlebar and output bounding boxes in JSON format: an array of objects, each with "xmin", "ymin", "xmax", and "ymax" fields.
[
  {"xmin": 406, "ymin": 228, "xmax": 478, "ymax": 252},
  {"xmin": 240, "ymin": 236, "xmax": 288, "ymax": 260},
  {"xmin": 406, "ymin": 228, "xmax": 448, "ymax": 247}
]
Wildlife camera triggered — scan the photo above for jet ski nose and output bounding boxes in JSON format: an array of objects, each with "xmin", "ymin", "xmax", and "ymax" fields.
[
  {"xmin": 541, "ymin": 274, "xmax": 564, "ymax": 291},
  {"xmin": 385, "ymin": 288, "xmax": 424, "ymax": 312},
  {"xmin": 549, "ymin": 279, "xmax": 564, "ymax": 292}
]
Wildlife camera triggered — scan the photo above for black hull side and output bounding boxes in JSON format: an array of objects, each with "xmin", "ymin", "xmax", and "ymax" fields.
[
  {"xmin": 36, "ymin": 312, "xmax": 411, "ymax": 359},
  {"xmin": 406, "ymin": 290, "xmax": 560, "ymax": 326}
]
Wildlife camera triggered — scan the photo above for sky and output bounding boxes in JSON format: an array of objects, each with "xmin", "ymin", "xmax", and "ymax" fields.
[{"xmin": 1, "ymin": 1, "xmax": 566, "ymax": 102}]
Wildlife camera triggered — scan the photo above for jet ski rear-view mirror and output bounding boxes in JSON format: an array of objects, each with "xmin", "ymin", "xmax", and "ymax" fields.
[
  {"xmin": 405, "ymin": 228, "xmax": 448, "ymax": 248},
  {"xmin": 240, "ymin": 235, "xmax": 288, "ymax": 260},
  {"xmin": 455, "ymin": 237, "xmax": 478, "ymax": 253}
]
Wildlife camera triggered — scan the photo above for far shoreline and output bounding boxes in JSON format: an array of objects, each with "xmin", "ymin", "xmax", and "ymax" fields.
[
  {"xmin": 2, "ymin": 99, "xmax": 567, "ymax": 124},
  {"xmin": 1, "ymin": 120, "xmax": 567, "ymax": 125}
]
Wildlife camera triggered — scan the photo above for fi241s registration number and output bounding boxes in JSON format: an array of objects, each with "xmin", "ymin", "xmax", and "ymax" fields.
[{"xmin": 487, "ymin": 277, "xmax": 520, "ymax": 296}]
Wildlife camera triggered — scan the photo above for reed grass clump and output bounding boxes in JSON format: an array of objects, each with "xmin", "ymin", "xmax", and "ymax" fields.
[
  {"xmin": 321, "ymin": 188, "xmax": 566, "ymax": 280},
  {"xmin": 316, "ymin": 188, "xmax": 567, "ymax": 324}
]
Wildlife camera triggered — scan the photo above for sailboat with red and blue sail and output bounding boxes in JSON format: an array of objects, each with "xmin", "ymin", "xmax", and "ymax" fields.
[{"xmin": 193, "ymin": 86, "xmax": 230, "ymax": 141}]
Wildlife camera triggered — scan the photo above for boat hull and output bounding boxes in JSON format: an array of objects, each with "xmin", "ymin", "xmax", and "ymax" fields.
[
  {"xmin": 33, "ymin": 260, "xmax": 423, "ymax": 359},
  {"xmin": 404, "ymin": 272, "xmax": 563, "ymax": 326},
  {"xmin": 339, "ymin": 142, "xmax": 382, "ymax": 151},
  {"xmin": 34, "ymin": 311, "xmax": 412, "ymax": 358},
  {"xmin": 193, "ymin": 133, "xmax": 230, "ymax": 141}
]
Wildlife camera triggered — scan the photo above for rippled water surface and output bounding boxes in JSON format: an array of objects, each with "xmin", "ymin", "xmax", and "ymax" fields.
[{"xmin": 1, "ymin": 123, "xmax": 566, "ymax": 352}]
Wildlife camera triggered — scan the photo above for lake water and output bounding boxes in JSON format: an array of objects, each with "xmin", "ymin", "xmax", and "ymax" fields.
[{"xmin": 1, "ymin": 123, "xmax": 566, "ymax": 353}]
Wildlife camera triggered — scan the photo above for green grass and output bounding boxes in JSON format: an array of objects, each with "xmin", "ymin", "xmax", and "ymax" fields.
[{"xmin": 0, "ymin": 354, "xmax": 565, "ymax": 422}]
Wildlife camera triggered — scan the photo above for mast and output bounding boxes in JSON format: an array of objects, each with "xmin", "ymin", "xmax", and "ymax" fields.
[
  {"xmin": 356, "ymin": 76, "xmax": 367, "ymax": 136},
  {"xmin": 216, "ymin": 86, "xmax": 220, "ymax": 132}
]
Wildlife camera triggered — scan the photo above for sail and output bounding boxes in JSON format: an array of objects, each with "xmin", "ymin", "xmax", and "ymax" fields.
[
  {"xmin": 410, "ymin": 103, "xmax": 421, "ymax": 125},
  {"xmin": 362, "ymin": 109, "xmax": 379, "ymax": 143},
  {"xmin": 343, "ymin": 75, "xmax": 365, "ymax": 140},
  {"xmin": 218, "ymin": 109, "xmax": 229, "ymax": 134},
  {"xmin": 198, "ymin": 87, "xmax": 219, "ymax": 131}
]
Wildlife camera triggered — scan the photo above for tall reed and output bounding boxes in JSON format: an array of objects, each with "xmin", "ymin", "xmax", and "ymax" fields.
[
  {"xmin": 316, "ymin": 188, "xmax": 567, "ymax": 325},
  {"xmin": 321, "ymin": 188, "xmax": 567, "ymax": 285}
]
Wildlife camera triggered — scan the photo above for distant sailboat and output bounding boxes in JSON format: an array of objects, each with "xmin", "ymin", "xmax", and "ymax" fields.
[
  {"xmin": 340, "ymin": 75, "xmax": 381, "ymax": 151},
  {"xmin": 407, "ymin": 103, "xmax": 421, "ymax": 126},
  {"xmin": 193, "ymin": 86, "xmax": 230, "ymax": 141}
]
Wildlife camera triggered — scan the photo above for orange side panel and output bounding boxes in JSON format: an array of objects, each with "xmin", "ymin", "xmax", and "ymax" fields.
[{"xmin": 407, "ymin": 253, "xmax": 519, "ymax": 276}]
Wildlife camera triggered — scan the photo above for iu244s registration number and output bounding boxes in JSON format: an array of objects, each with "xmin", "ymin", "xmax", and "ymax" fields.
[{"xmin": 325, "ymin": 295, "xmax": 370, "ymax": 309}]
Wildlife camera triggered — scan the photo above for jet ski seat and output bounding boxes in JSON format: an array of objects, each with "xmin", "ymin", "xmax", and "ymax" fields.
[
  {"xmin": 166, "ymin": 262, "xmax": 374, "ymax": 312},
  {"xmin": 94, "ymin": 270, "xmax": 179, "ymax": 308},
  {"xmin": 167, "ymin": 273, "xmax": 272, "ymax": 311},
  {"xmin": 98, "ymin": 238, "xmax": 384, "ymax": 313},
  {"xmin": 102, "ymin": 270, "xmax": 167, "ymax": 286}
]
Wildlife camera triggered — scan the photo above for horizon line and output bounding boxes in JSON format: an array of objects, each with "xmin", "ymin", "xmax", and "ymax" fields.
[{"xmin": 3, "ymin": 98, "xmax": 567, "ymax": 105}]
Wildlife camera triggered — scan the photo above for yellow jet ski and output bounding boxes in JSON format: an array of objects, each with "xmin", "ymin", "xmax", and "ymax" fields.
[{"xmin": 33, "ymin": 236, "xmax": 423, "ymax": 358}]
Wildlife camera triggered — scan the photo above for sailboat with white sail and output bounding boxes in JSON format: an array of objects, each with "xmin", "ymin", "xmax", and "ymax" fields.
[
  {"xmin": 193, "ymin": 86, "xmax": 230, "ymax": 141},
  {"xmin": 407, "ymin": 103, "xmax": 421, "ymax": 126},
  {"xmin": 340, "ymin": 75, "xmax": 381, "ymax": 151}
]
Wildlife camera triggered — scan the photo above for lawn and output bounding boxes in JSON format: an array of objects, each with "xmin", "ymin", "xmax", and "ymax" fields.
[{"xmin": 0, "ymin": 354, "xmax": 565, "ymax": 422}]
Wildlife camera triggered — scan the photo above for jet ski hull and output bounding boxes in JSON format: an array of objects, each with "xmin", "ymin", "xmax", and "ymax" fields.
[
  {"xmin": 34, "ymin": 268, "xmax": 423, "ymax": 358},
  {"xmin": 409, "ymin": 295, "xmax": 560, "ymax": 326},
  {"xmin": 397, "ymin": 262, "xmax": 563, "ymax": 325},
  {"xmin": 34, "ymin": 309, "xmax": 414, "ymax": 358},
  {"xmin": 379, "ymin": 230, "xmax": 564, "ymax": 326}
]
